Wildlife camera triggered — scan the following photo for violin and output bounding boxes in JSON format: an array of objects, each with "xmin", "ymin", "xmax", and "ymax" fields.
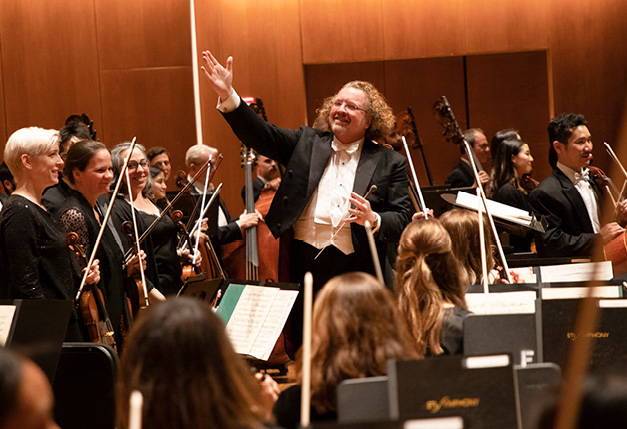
[
  {"xmin": 121, "ymin": 221, "xmax": 149, "ymax": 316},
  {"xmin": 66, "ymin": 232, "xmax": 117, "ymax": 350}
]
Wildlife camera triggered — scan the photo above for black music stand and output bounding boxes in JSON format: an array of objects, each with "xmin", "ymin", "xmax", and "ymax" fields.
[
  {"xmin": 1, "ymin": 299, "xmax": 72, "ymax": 383},
  {"xmin": 177, "ymin": 273, "xmax": 223, "ymax": 302},
  {"xmin": 388, "ymin": 355, "xmax": 521, "ymax": 428}
]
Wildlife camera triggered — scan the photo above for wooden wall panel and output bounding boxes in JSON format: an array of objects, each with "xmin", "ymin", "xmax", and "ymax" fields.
[
  {"xmin": 0, "ymin": 0, "xmax": 101, "ymax": 136},
  {"xmin": 94, "ymin": 0, "xmax": 191, "ymax": 70},
  {"xmin": 466, "ymin": 51, "xmax": 551, "ymax": 181},
  {"xmin": 464, "ymin": 0, "xmax": 549, "ymax": 54},
  {"xmin": 0, "ymin": 38, "xmax": 7, "ymax": 144},
  {"xmin": 382, "ymin": 0, "xmax": 467, "ymax": 60},
  {"xmin": 99, "ymin": 67, "xmax": 195, "ymax": 187},
  {"xmin": 384, "ymin": 57, "xmax": 467, "ymax": 186},
  {"xmin": 548, "ymin": 0, "xmax": 627, "ymax": 175},
  {"xmin": 304, "ymin": 62, "xmax": 386, "ymax": 126},
  {"xmin": 196, "ymin": 0, "xmax": 306, "ymax": 213},
  {"xmin": 300, "ymin": 0, "xmax": 385, "ymax": 64}
]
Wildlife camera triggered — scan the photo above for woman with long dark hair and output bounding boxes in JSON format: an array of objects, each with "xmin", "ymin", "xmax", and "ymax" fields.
[
  {"xmin": 117, "ymin": 298, "xmax": 277, "ymax": 429},
  {"xmin": 487, "ymin": 138, "xmax": 535, "ymax": 252}
]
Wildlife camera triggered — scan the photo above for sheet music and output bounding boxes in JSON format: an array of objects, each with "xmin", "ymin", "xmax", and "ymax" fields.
[
  {"xmin": 456, "ymin": 191, "xmax": 532, "ymax": 225},
  {"xmin": 539, "ymin": 261, "xmax": 613, "ymax": 283},
  {"xmin": 0, "ymin": 306, "xmax": 16, "ymax": 346},
  {"xmin": 250, "ymin": 290, "xmax": 299, "ymax": 360},
  {"xmin": 541, "ymin": 286, "xmax": 621, "ymax": 300},
  {"xmin": 510, "ymin": 266, "xmax": 536, "ymax": 284},
  {"xmin": 224, "ymin": 285, "xmax": 279, "ymax": 355},
  {"xmin": 466, "ymin": 291, "xmax": 536, "ymax": 314}
]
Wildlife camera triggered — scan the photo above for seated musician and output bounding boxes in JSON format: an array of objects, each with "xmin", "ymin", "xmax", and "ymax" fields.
[
  {"xmin": 445, "ymin": 128, "xmax": 491, "ymax": 188},
  {"xmin": 396, "ymin": 218, "xmax": 471, "ymax": 355},
  {"xmin": 117, "ymin": 298, "xmax": 280, "ymax": 429},
  {"xmin": 529, "ymin": 113, "xmax": 627, "ymax": 257},
  {"xmin": 240, "ymin": 154, "xmax": 281, "ymax": 204},
  {"xmin": 273, "ymin": 272, "xmax": 419, "ymax": 429},
  {"xmin": 0, "ymin": 348, "xmax": 59, "ymax": 429},
  {"xmin": 0, "ymin": 161, "xmax": 15, "ymax": 210},
  {"xmin": 0, "ymin": 127, "xmax": 100, "ymax": 341},
  {"xmin": 184, "ymin": 144, "xmax": 259, "ymax": 250}
]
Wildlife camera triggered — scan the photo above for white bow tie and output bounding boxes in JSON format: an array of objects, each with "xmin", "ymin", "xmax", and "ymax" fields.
[
  {"xmin": 574, "ymin": 169, "xmax": 590, "ymax": 183},
  {"xmin": 332, "ymin": 141, "xmax": 360, "ymax": 156}
]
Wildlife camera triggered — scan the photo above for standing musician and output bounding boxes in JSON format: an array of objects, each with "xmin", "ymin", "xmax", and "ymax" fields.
[
  {"xmin": 240, "ymin": 154, "xmax": 281, "ymax": 204},
  {"xmin": 201, "ymin": 50, "xmax": 411, "ymax": 292},
  {"xmin": 0, "ymin": 127, "xmax": 100, "ymax": 341},
  {"xmin": 56, "ymin": 141, "xmax": 141, "ymax": 346},
  {"xmin": 530, "ymin": 113, "xmax": 627, "ymax": 257},
  {"xmin": 185, "ymin": 144, "xmax": 260, "ymax": 256},
  {"xmin": 109, "ymin": 142, "xmax": 166, "ymax": 301},
  {"xmin": 445, "ymin": 128, "xmax": 491, "ymax": 188}
]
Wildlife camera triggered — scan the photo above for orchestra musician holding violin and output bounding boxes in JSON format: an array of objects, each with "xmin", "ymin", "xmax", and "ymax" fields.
[
  {"xmin": 201, "ymin": 50, "xmax": 411, "ymax": 293},
  {"xmin": 109, "ymin": 142, "xmax": 166, "ymax": 301},
  {"xmin": 56, "ymin": 140, "xmax": 142, "ymax": 346},
  {"xmin": 185, "ymin": 144, "xmax": 260, "ymax": 254},
  {"xmin": 0, "ymin": 127, "xmax": 100, "ymax": 341},
  {"xmin": 530, "ymin": 113, "xmax": 627, "ymax": 257}
]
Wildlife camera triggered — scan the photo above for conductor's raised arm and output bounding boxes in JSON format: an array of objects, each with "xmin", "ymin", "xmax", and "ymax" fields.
[{"xmin": 201, "ymin": 50, "xmax": 234, "ymax": 101}]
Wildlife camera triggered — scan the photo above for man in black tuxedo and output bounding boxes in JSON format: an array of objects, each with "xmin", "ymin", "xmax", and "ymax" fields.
[
  {"xmin": 201, "ymin": 51, "xmax": 411, "ymax": 291},
  {"xmin": 529, "ymin": 113, "xmax": 627, "ymax": 257},
  {"xmin": 240, "ymin": 154, "xmax": 281, "ymax": 204},
  {"xmin": 184, "ymin": 144, "xmax": 259, "ymax": 252},
  {"xmin": 445, "ymin": 128, "xmax": 491, "ymax": 188}
]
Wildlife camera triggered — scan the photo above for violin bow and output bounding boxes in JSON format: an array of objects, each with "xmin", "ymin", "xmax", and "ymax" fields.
[
  {"xmin": 402, "ymin": 136, "xmax": 429, "ymax": 219},
  {"xmin": 604, "ymin": 142, "xmax": 627, "ymax": 207},
  {"xmin": 75, "ymin": 137, "xmax": 137, "ymax": 303},
  {"xmin": 364, "ymin": 220, "xmax": 385, "ymax": 284},
  {"xmin": 122, "ymin": 154, "xmax": 222, "ymax": 263},
  {"xmin": 124, "ymin": 153, "xmax": 150, "ymax": 308},
  {"xmin": 463, "ymin": 139, "xmax": 513, "ymax": 283},
  {"xmin": 477, "ymin": 188, "xmax": 489, "ymax": 293}
]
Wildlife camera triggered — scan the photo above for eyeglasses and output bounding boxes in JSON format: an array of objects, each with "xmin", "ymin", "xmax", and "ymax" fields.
[
  {"xmin": 128, "ymin": 159, "xmax": 149, "ymax": 171},
  {"xmin": 332, "ymin": 99, "xmax": 368, "ymax": 113}
]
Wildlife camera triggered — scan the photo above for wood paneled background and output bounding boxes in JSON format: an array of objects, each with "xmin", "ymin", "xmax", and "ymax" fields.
[{"xmin": 0, "ymin": 0, "xmax": 625, "ymax": 213}]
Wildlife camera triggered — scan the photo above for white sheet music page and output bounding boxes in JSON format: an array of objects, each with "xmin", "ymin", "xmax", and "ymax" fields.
[
  {"xmin": 0, "ymin": 305, "xmax": 16, "ymax": 346},
  {"xmin": 465, "ymin": 291, "xmax": 536, "ymax": 314},
  {"xmin": 224, "ymin": 285, "xmax": 279, "ymax": 356},
  {"xmin": 251, "ymin": 289, "xmax": 299, "ymax": 360}
]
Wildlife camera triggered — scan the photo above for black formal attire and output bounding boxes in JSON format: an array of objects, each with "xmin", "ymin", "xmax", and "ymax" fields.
[
  {"xmin": 42, "ymin": 176, "xmax": 72, "ymax": 217},
  {"xmin": 438, "ymin": 306, "xmax": 472, "ymax": 355},
  {"xmin": 240, "ymin": 176, "xmax": 265, "ymax": 204},
  {"xmin": 493, "ymin": 183, "xmax": 534, "ymax": 253},
  {"xmin": 221, "ymin": 98, "xmax": 412, "ymax": 291},
  {"xmin": 0, "ymin": 195, "xmax": 86, "ymax": 341},
  {"xmin": 190, "ymin": 186, "xmax": 242, "ymax": 247},
  {"xmin": 110, "ymin": 194, "xmax": 161, "ymax": 293},
  {"xmin": 140, "ymin": 211, "xmax": 182, "ymax": 295},
  {"xmin": 57, "ymin": 190, "xmax": 128, "ymax": 345},
  {"xmin": 529, "ymin": 169, "xmax": 601, "ymax": 257},
  {"xmin": 273, "ymin": 384, "xmax": 336, "ymax": 429},
  {"xmin": 445, "ymin": 159, "xmax": 474, "ymax": 188}
]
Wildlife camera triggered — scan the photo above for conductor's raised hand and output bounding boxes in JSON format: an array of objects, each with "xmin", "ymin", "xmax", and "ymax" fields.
[{"xmin": 201, "ymin": 50, "xmax": 233, "ymax": 101}]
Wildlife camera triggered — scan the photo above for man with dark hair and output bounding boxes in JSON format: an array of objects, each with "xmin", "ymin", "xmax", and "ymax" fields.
[
  {"xmin": 530, "ymin": 113, "xmax": 627, "ymax": 257},
  {"xmin": 445, "ymin": 128, "xmax": 491, "ymax": 188},
  {"xmin": 147, "ymin": 146, "xmax": 172, "ymax": 182},
  {"xmin": 240, "ymin": 154, "xmax": 281, "ymax": 204},
  {"xmin": 42, "ymin": 122, "xmax": 91, "ymax": 215}
]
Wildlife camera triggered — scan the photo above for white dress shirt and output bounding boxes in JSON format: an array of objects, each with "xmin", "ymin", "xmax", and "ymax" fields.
[{"xmin": 556, "ymin": 162, "xmax": 600, "ymax": 233}]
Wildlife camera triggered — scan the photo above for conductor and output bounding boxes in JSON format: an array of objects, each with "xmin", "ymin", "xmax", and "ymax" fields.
[{"xmin": 201, "ymin": 51, "xmax": 411, "ymax": 291}]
